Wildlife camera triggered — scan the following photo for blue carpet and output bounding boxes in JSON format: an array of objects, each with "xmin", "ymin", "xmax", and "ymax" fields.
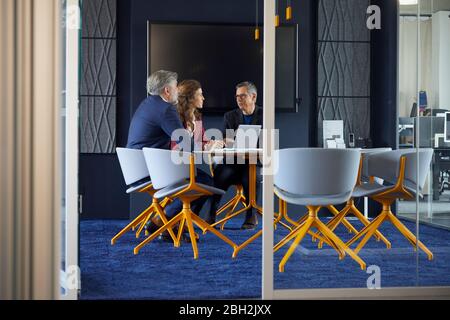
[{"xmin": 80, "ymin": 216, "xmax": 450, "ymax": 300}]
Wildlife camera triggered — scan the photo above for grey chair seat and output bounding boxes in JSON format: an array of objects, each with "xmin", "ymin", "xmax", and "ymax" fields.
[
  {"xmin": 352, "ymin": 181, "xmax": 423, "ymax": 199},
  {"xmin": 352, "ymin": 182, "xmax": 391, "ymax": 198},
  {"xmin": 126, "ymin": 181, "xmax": 152, "ymax": 194},
  {"xmin": 274, "ymin": 186, "xmax": 353, "ymax": 206},
  {"xmin": 154, "ymin": 180, "xmax": 226, "ymax": 200}
]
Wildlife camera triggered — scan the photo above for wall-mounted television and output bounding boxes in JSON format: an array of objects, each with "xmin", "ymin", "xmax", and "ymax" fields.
[{"xmin": 147, "ymin": 22, "xmax": 298, "ymax": 113}]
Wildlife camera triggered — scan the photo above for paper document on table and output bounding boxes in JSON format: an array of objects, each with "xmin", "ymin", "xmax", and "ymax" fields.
[
  {"xmin": 221, "ymin": 148, "xmax": 262, "ymax": 152},
  {"xmin": 323, "ymin": 120, "xmax": 344, "ymax": 148}
]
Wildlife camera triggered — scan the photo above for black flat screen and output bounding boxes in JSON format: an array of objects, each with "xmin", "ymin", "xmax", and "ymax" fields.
[{"xmin": 148, "ymin": 22, "xmax": 297, "ymax": 113}]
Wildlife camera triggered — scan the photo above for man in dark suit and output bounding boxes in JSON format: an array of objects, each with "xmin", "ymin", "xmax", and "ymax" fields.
[
  {"xmin": 206, "ymin": 81, "xmax": 262, "ymax": 229},
  {"xmin": 127, "ymin": 70, "xmax": 182, "ymax": 150},
  {"xmin": 126, "ymin": 70, "xmax": 211, "ymax": 241}
]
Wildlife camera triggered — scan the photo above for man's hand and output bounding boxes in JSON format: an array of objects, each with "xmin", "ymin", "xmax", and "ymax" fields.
[{"xmin": 224, "ymin": 138, "xmax": 235, "ymax": 148}]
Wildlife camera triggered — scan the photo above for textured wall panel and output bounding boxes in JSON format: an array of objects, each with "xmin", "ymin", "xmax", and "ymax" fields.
[
  {"xmin": 80, "ymin": 96, "xmax": 116, "ymax": 154},
  {"xmin": 81, "ymin": 39, "xmax": 116, "ymax": 96},
  {"xmin": 318, "ymin": 98, "xmax": 370, "ymax": 145},
  {"xmin": 82, "ymin": 0, "xmax": 117, "ymax": 38},
  {"xmin": 318, "ymin": 0, "xmax": 371, "ymax": 147},
  {"xmin": 318, "ymin": 0, "xmax": 370, "ymax": 41},
  {"xmin": 81, "ymin": 0, "xmax": 117, "ymax": 154},
  {"xmin": 318, "ymin": 42, "xmax": 370, "ymax": 97}
]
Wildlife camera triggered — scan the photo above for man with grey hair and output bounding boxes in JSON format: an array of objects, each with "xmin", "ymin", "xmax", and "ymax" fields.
[
  {"xmin": 126, "ymin": 70, "xmax": 213, "ymax": 242},
  {"xmin": 127, "ymin": 70, "xmax": 181, "ymax": 149},
  {"xmin": 206, "ymin": 81, "xmax": 263, "ymax": 230}
]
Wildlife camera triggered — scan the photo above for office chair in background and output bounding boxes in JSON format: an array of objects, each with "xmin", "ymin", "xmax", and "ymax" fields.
[
  {"xmin": 345, "ymin": 149, "xmax": 434, "ymax": 260},
  {"xmin": 315, "ymin": 148, "xmax": 392, "ymax": 250},
  {"xmin": 273, "ymin": 148, "xmax": 366, "ymax": 272},
  {"xmin": 134, "ymin": 148, "xmax": 238, "ymax": 258},
  {"xmin": 111, "ymin": 148, "xmax": 176, "ymax": 245}
]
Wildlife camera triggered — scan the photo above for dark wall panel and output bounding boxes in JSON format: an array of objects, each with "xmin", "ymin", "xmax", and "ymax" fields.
[
  {"xmin": 82, "ymin": 0, "xmax": 117, "ymax": 38},
  {"xmin": 79, "ymin": 155, "xmax": 129, "ymax": 219},
  {"xmin": 80, "ymin": 0, "xmax": 117, "ymax": 154},
  {"xmin": 370, "ymin": 0, "xmax": 398, "ymax": 149},
  {"xmin": 370, "ymin": 0, "xmax": 398, "ymax": 216},
  {"xmin": 317, "ymin": 0, "xmax": 371, "ymax": 147},
  {"xmin": 79, "ymin": 96, "xmax": 116, "ymax": 153},
  {"xmin": 80, "ymin": 0, "xmax": 122, "ymax": 220}
]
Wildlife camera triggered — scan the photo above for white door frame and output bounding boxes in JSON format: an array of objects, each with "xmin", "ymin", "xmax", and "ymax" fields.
[
  {"xmin": 261, "ymin": 0, "xmax": 276, "ymax": 300},
  {"xmin": 60, "ymin": 0, "xmax": 80, "ymax": 300}
]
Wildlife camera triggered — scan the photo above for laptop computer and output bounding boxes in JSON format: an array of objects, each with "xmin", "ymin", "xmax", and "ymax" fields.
[{"xmin": 225, "ymin": 125, "xmax": 262, "ymax": 150}]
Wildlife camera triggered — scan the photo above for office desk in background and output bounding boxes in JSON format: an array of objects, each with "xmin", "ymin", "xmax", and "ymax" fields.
[{"xmin": 433, "ymin": 148, "xmax": 450, "ymax": 200}]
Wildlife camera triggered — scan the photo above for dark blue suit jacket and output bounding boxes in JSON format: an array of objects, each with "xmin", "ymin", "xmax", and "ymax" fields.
[{"xmin": 126, "ymin": 95, "xmax": 184, "ymax": 150}]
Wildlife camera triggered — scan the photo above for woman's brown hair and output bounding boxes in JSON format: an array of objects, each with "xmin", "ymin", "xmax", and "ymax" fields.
[{"xmin": 176, "ymin": 80, "xmax": 202, "ymax": 131}]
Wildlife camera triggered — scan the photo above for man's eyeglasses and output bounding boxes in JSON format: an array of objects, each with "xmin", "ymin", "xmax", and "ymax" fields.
[{"xmin": 235, "ymin": 93, "xmax": 249, "ymax": 100}]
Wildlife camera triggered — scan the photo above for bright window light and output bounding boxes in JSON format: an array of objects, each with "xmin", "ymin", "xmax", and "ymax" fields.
[{"xmin": 399, "ymin": 0, "xmax": 418, "ymax": 5}]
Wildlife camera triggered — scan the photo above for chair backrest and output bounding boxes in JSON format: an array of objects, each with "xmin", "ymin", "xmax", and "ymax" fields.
[
  {"xmin": 360, "ymin": 148, "xmax": 392, "ymax": 179},
  {"xmin": 274, "ymin": 148, "xmax": 360, "ymax": 196},
  {"xmin": 142, "ymin": 148, "xmax": 193, "ymax": 190},
  {"xmin": 367, "ymin": 149, "xmax": 433, "ymax": 190},
  {"xmin": 116, "ymin": 148, "xmax": 150, "ymax": 186}
]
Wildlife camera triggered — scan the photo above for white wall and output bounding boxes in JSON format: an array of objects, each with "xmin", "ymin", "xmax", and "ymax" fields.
[
  {"xmin": 399, "ymin": 17, "xmax": 433, "ymax": 117},
  {"xmin": 432, "ymin": 11, "xmax": 450, "ymax": 110}
]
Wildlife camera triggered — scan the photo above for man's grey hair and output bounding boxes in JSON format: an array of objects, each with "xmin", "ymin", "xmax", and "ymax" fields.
[
  {"xmin": 147, "ymin": 70, "xmax": 178, "ymax": 95},
  {"xmin": 236, "ymin": 81, "xmax": 257, "ymax": 96}
]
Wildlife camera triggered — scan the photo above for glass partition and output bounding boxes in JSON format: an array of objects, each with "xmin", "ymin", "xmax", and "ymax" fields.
[
  {"xmin": 398, "ymin": 0, "xmax": 450, "ymax": 288},
  {"xmin": 271, "ymin": 0, "xmax": 450, "ymax": 297},
  {"xmin": 60, "ymin": 0, "xmax": 80, "ymax": 299},
  {"xmin": 419, "ymin": 0, "xmax": 450, "ymax": 287}
]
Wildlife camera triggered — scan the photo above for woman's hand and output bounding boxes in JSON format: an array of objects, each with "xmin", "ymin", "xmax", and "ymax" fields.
[{"xmin": 204, "ymin": 140, "xmax": 225, "ymax": 151}]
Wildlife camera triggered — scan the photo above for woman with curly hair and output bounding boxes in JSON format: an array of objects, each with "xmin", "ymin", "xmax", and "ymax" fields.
[{"xmin": 173, "ymin": 79, "xmax": 223, "ymax": 151}]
